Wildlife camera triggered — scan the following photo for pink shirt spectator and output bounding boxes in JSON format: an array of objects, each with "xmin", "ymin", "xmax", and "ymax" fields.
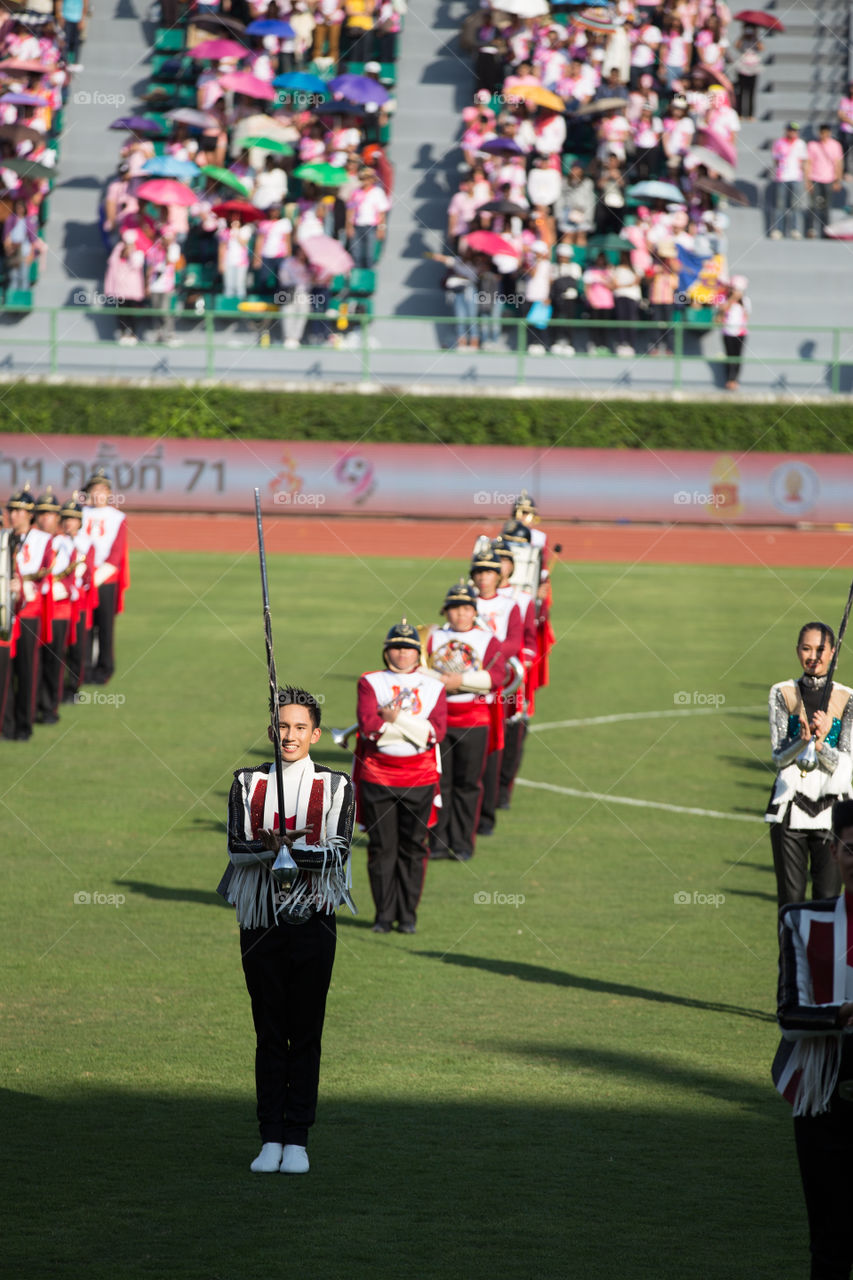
[
  {"xmin": 839, "ymin": 96, "xmax": 853, "ymax": 135},
  {"xmin": 348, "ymin": 184, "xmax": 390, "ymax": 227},
  {"xmin": 448, "ymin": 190, "xmax": 477, "ymax": 235},
  {"xmin": 807, "ymin": 137, "xmax": 842, "ymax": 184},
  {"xmin": 773, "ymin": 135, "xmax": 807, "ymax": 182},
  {"xmin": 583, "ymin": 268, "xmax": 614, "ymax": 310}
]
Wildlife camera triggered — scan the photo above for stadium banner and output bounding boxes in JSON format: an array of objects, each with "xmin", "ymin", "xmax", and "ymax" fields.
[{"xmin": 0, "ymin": 435, "xmax": 842, "ymax": 525}]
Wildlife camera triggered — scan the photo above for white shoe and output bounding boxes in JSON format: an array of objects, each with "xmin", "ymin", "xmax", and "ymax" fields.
[
  {"xmin": 617, "ymin": 344, "xmax": 634, "ymax": 358},
  {"xmin": 562, "ymin": 342, "xmax": 575, "ymax": 356},
  {"xmin": 586, "ymin": 341, "xmax": 597, "ymax": 354},
  {"xmin": 251, "ymin": 1142, "xmax": 284, "ymax": 1173},
  {"xmin": 279, "ymin": 1144, "xmax": 309, "ymax": 1174},
  {"xmin": 283, "ymin": 338, "xmax": 301, "ymax": 350},
  {"xmin": 790, "ymin": 229, "xmax": 802, "ymax": 240},
  {"xmin": 551, "ymin": 340, "xmax": 566, "ymax": 353},
  {"xmin": 528, "ymin": 344, "xmax": 545, "ymax": 356},
  {"xmin": 769, "ymin": 229, "xmax": 782, "ymax": 240}
]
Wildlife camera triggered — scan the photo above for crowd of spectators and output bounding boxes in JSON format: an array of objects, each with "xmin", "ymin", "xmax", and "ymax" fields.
[
  {"xmin": 0, "ymin": 8, "xmax": 79, "ymax": 301},
  {"xmin": 436, "ymin": 0, "xmax": 846, "ymax": 366},
  {"xmin": 99, "ymin": 0, "xmax": 402, "ymax": 346}
]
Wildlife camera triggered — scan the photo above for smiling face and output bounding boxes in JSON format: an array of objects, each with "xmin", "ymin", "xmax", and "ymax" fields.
[
  {"xmin": 269, "ymin": 702, "xmax": 321, "ymax": 763},
  {"xmin": 797, "ymin": 627, "xmax": 835, "ymax": 678}
]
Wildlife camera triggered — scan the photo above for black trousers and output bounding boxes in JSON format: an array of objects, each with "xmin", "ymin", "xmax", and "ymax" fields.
[
  {"xmin": 38, "ymin": 618, "xmax": 68, "ymax": 719},
  {"xmin": 479, "ymin": 748, "xmax": 502, "ymax": 834},
  {"xmin": 430, "ymin": 724, "xmax": 489, "ymax": 859},
  {"xmin": 64, "ymin": 622, "xmax": 88, "ymax": 701},
  {"xmin": 240, "ymin": 912, "xmax": 337, "ymax": 1147},
  {"xmin": 770, "ymin": 810, "xmax": 840, "ymax": 908},
  {"xmin": 794, "ymin": 1073, "xmax": 853, "ymax": 1279},
  {"xmin": 723, "ymin": 333, "xmax": 745, "ymax": 384},
  {"xmin": 360, "ymin": 780, "xmax": 433, "ymax": 926},
  {"xmin": 499, "ymin": 719, "xmax": 527, "ymax": 808},
  {"xmin": 11, "ymin": 615, "xmax": 40, "ymax": 737},
  {"xmin": 0, "ymin": 641, "xmax": 11, "ymax": 737},
  {"xmin": 735, "ymin": 73, "xmax": 757, "ymax": 118},
  {"xmin": 87, "ymin": 581, "xmax": 117, "ymax": 683}
]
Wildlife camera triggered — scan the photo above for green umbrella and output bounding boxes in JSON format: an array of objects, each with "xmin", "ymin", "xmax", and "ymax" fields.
[
  {"xmin": 199, "ymin": 165, "xmax": 251, "ymax": 197},
  {"xmin": 241, "ymin": 136, "xmax": 294, "ymax": 155},
  {"xmin": 292, "ymin": 162, "xmax": 347, "ymax": 187},
  {"xmin": 4, "ymin": 156, "xmax": 56, "ymax": 181}
]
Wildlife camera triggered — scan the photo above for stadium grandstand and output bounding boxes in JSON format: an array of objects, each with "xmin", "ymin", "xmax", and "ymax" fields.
[{"xmin": 0, "ymin": 0, "xmax": 851, "ymax": 393}]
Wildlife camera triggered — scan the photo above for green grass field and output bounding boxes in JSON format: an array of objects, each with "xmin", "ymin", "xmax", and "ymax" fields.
[{"xmin": 2, "ymin": 548, "xmax": 840, "ymax": 1279}]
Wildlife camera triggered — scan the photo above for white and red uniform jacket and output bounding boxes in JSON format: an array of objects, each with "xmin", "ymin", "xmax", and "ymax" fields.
[
  {"xmin": 475, "ymin": 591, "xmax": 522, "ymax": 663},
  {"xmin": 498, "ymin": 583, "xmax": 537, "ymax": 668},
  {"xmin": 426, "ymin": 622, "xmax": 506, "ymax": 731},
  {"xmin": 82, "ymin": 503, "xmax": 129, "ymax": 613},
  {"xmin": 15, "ymin": 527, "xmax": 53, "ymax": 640},
  {"xmin": 356, "ymin": 666, "xmax": 447, "ymax": 790}
]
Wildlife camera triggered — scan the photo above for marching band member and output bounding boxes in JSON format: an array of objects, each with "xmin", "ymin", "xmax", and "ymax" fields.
[
  {"xmin": 766, "ymin": 621, "xmax": 853, "ymax": 908},
  {"xmin": 427, "ymin": 582, "xmax": 506, "ymax": 862},
  {"xmin": 59, "ymin": 497, "xmax": 95, "ymax": 705},
  {"xmin": 218, "ymin": 685, "xmax": 355, "ymax": 1177},
  {"xmin": 773, "ymin": 798, "xmax": 853, "ymax": 1278},
  {"xmin": 6, "ymin": 485, "xmax": 52, "ymax": 741},
  {"xmin": 512, "ymin": 491, "xmax": 556, "ymax": 692},
  {"xmin": 33, "ymin": 487, "xmax": 67, "ymax": 724},
  {"xmin": 470, "ymin": 545, "xmax": 522, "ymax": 837},
  {"xmin": 0, "ymin": 506, "xmax": 15, "ymax": 735},
  {"xmin": 355, "ymin": 620, "xmax": 447, "ymax": 934},
  {"xmin": 82, "ymin": 467, "xmax": 129, "ymax": 685},
  {"xmin": 494, "ymin": 532, "xmax": 538, "ymax": 810}
]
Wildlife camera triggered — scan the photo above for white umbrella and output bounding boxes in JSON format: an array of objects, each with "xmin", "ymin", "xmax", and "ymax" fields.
[
  {"xmin": 685, "ymin": 146, "xmax": 735, "ymax": 182},
  {"xmin": 496, "ymin": 0, "xmax": 550, "ymax": 17}
]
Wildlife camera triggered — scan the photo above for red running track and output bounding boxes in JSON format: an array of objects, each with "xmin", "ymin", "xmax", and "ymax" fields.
[{"xmin": 128, "ymin": 514, "xmax": 853, "ymax": 568}]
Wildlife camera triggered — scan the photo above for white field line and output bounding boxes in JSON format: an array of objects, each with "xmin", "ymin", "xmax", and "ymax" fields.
[
  {"xmin": 530, "ymin": 706, "xmax": 765, "ymax": 732},
  {"xmin": 514, "ymin": 778, "xmax": 762, "ymax": 823}
]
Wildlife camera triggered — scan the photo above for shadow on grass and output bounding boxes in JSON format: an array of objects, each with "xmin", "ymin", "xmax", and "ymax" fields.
[
  {"xmin": 116, "ymin": 879, "xmax": 229, "ymax": 908},
  {"xmin": 2, "ymin": 1082, "xmax": 802, "ymax": 1280},
  {"xmin": 413, "ymin": 951, "xmax": 775, "ymax": 1022}
]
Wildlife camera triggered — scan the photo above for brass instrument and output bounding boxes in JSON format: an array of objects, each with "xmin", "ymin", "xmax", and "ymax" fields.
[{"xmin": 0, "ymin": 529, "xmax": 14, "ymax": 641}]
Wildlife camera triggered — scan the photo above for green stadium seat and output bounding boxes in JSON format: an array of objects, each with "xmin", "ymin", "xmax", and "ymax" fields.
[
  {"xmin": 154, "ymin": 27, "xmax": 186, "ymax": 54},
  {"xmin": 348, "ymin": 268, "xmax": 375, "ymax": 296},
  {"xmin": 212, "ymin": 295, "xmax": 245, "ymax": 316},
  {"xmin": 5, "ymin": 289, "xmax": 32, "ymax": 310}
]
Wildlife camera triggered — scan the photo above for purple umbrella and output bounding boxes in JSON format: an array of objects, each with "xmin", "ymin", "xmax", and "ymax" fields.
[
  {"xmin": 246, "ymin": 18, "xmax": 295, "ymax": 37},
  {"xmin": 0, "ymin": 92, "xmax": 45, "ymax": 106},
  {"xmin": 328, "ymin": 73, "xmax": 389, "ymax": 106},
  {"xmin": 109, "ymin": 115, "xmax": 163, "ymax": 134},
  {"xmin": 479, "ymin": 137, "xmax": 524, "ymax": 155}
]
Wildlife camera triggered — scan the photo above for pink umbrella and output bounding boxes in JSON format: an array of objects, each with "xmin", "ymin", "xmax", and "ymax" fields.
[
  {"xmin": 696, "ymin": 129, "xmax": 737, "ymax": 169},
  {"xmin": 301, "ymin": 235, "xmax": 354, "ymax": 275},
  {"xmin": 189, "ymin": 38, "xmax": 248, "ymax": 61},
  {"xmin": 219, "ymin": 71, "xmax": 276, "ymax": 101},
  {"xmin": 136, "ymin": 178, "xmax": 197, "ymax": 207},
  {"xmin": 466, "ymin": 229, "xmax": 517, "ymax": 257}
]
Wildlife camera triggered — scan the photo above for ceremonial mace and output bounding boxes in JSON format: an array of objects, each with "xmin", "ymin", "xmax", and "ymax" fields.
[
  {"xmin": 254, "ymin": 488, "xmax": 286, "ymax": 833},
  {"xmin": 796, "ymin": 577, "xmax": 853, "ymax": 774}
]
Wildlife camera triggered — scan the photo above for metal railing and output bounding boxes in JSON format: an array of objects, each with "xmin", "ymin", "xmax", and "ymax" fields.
[{"xmin": 1, "ymin": 305, "xmax": 852, "ymax": 393}]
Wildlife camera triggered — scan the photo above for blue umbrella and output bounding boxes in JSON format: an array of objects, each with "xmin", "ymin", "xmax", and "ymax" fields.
[
  {"xmin": 246, "ymin": 18, "xmax": 295, "ymax": 38},
  {"xmin": 328, "ymin": 73, "xmax": 389, "ymax": 106},
  {"xmin": 141, "ymin": 155, "xmax": 201, "ymax": 179},
  {"xmin": 273, "ymin": 72, "xmax": 328, "ymax": 94},
  {"xmin": 625, "ymin": 179, "xmax": 686, "ymax": 203}
]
